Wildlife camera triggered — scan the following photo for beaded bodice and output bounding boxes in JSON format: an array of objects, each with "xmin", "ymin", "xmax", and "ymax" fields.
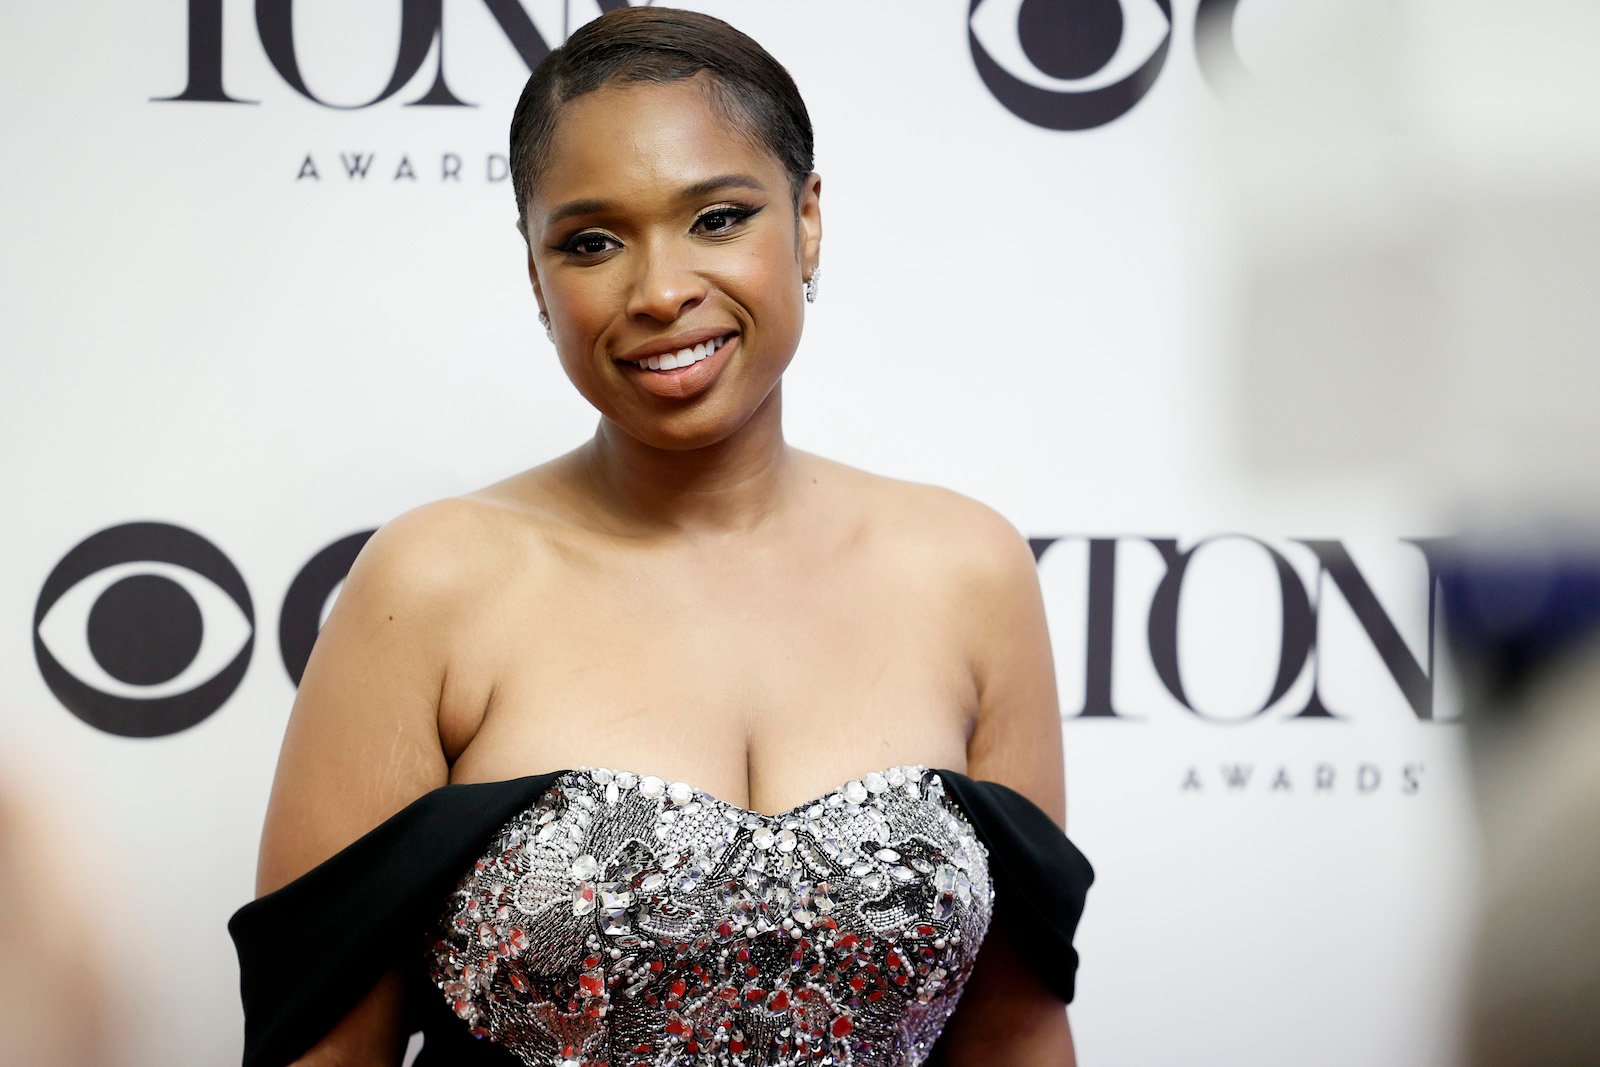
[{"xmin": 425, "ymin": 765, "xmax": 995, "ymax": 1066}]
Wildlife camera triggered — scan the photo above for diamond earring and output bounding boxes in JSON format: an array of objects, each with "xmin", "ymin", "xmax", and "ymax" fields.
[
  {"xmin": 805, "ymin": 265, "xmax": 821, "ymax": 304},
  {"xmin": 539, "ymin": 310, "xmax": 552, "ymax": 340}
]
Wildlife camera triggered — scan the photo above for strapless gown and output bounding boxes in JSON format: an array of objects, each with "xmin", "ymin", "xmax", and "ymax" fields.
[{"xmin": 229, "ymin": 764, "xmax": 1093, "ymax": 1067}]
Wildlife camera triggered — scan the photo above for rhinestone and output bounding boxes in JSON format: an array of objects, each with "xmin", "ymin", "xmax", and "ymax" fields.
[
  {"xmin": 599, "ymin": 885, "xmax": 634, "ymax": 934},
  {"xmin": 667, "ymin": 781, "xmax": 694, "ymax": 806},
  {"xmin": 639, "ymin": 775, "xmax": 665, "ymax": 799},
  {"xmin": 616, "ymin": 771, "xmax": 637, "ymax": 789},
  {"xmin": 604, "ymin": 782, "xmax": 620, "ymax": 804},
  {"xmin": 752, "ymin": 826, "xmax": 775, "ymax": 850},
  {"xmin": 892, "ymin": 865, "xmax": 917, "ymax": 883},
  {"xmin": 639, "ymin": 872, "xmax": 666, "ymax": 893},
  {"xmin": 843, "ymin": 780, "xmax": 869, "ymax": 805},
  {"xmin": 570, "ymin": 855, "xmax": 599, "ymax": 881},
  {"xmin": 591, "ymin": 768, "xmax": 614, "ymax": 785},
  {"xmin": 572, "ymin": 882, "xmax": 596, "ymax": 917},
  {"xmin": 886, "ymin": 767, "xmax": 907, "ymax": 787},
  {"xmin": 874, "ymin": 849, "xmax": 900, "ymax": 863},
  {"xmin": 864, "ymin": 772, "xmax": 888, "ymax": 794},
  {"xmin": 776, "ymin": 829, "xmax": 798, "ymax": 853}
]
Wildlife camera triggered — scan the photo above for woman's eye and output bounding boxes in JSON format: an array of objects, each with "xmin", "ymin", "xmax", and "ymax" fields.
[
  {"xmin": 695, "ymin": 206, "xmax": 757, "ymax": 234},
  {"xmin": 563, "ymin": 233, "xmax": 618, "ymax": 256}
]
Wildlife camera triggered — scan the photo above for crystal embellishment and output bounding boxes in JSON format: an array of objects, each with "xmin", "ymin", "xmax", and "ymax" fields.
[{"xmin": 426, "ymin": 765, "xmax": 994, "ymax": 1065}]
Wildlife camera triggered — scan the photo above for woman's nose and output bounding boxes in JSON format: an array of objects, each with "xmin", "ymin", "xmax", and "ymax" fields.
[{"xmin": 625, "ymin": 243, "xmax": 706, "ymax": 323}]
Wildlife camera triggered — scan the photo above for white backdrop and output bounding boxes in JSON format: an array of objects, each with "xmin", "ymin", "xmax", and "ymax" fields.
[{"xmin": 1, "ymin": 2, "xmax": 1478, "ymax": 1064}]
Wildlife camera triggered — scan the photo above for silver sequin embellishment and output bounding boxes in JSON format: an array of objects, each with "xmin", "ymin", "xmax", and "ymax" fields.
[{"xmin": 426, "ymin": 765, "xmax": 994, "ymax": 1066}]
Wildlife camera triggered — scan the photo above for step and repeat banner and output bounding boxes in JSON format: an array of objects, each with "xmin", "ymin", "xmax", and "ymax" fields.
[{"xmin": 1, "ymin": 2, "xmax": 1477, "ymax": 1065}]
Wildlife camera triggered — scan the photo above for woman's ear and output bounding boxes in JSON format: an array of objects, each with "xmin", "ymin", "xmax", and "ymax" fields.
[{"xmin": 798, "ymin": 172, "xmax": 823, "ymax": 280}]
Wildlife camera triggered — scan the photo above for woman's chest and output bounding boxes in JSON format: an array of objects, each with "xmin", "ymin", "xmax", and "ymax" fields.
[{"xmin": 440, "ymin": 533, "xmax": 976, "ymax": 803}]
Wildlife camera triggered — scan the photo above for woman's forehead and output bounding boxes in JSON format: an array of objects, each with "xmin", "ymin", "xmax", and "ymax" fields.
[{"xmin": 532, "ymin": 77, "xmax": 779, "ymax": 218}]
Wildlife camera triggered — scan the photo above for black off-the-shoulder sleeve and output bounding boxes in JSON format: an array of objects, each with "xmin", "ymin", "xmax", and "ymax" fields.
[
  {"xmin": 228, "ymin": 772, "xmax": 566, "ymax": 1067},
  {"xmin": 932, "ymin": 769, "xmax": 1095, "ymax": 1004}
]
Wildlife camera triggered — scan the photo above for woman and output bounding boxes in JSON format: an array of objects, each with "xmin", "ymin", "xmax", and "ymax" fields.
[{"xmin": 231, "ymin": 8, "xmax": 1092, "ymax": 1066}]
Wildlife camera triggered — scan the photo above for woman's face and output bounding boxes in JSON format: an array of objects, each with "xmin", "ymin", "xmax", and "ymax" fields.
[{"xmin": 524, "ymin": 73, "xmax": 822, "ymax": 449}]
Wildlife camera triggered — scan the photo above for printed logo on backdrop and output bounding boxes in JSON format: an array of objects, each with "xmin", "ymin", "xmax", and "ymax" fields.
[
  {"xmin": 1033, "ymin": 535, "xmax": 1457, "ymax": 798},
  {"xmin": 153, "ymin": 0, "xmax": 656, "ymax": 184},
  {"xmin": 34, "ymin": 523, "xmax": 256, "ymax": 738},
  {"xmin": 968, "ymin": 0, "xmax": 1247, "ymax": 129},
  {"xmin": 32, "ymin": 523, "xmax": 369, "ymax": 738}
]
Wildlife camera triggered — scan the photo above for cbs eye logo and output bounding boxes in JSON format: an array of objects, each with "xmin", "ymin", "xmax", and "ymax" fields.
[
  {"xmin": 969, "ymin": 0, "xmax": 1245, "ymax": 130},
  {"xmin": 33, "ymin": 522, "xmax": 369, "ymax": 738}
]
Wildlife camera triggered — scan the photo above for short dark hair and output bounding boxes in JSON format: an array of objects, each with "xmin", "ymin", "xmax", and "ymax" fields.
[{"xmin": 509, "ymin": 7, "xmax": 815, "ymax": 236}]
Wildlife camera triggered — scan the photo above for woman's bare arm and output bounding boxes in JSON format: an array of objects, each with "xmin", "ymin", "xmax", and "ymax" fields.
[
  {"xmin": 253, "ymin": 501, "xmax": 475, "ymax": 1067},
  {"xmin": 931, "ymin": 493, "xmax": 1078, "ymax": 1066}
]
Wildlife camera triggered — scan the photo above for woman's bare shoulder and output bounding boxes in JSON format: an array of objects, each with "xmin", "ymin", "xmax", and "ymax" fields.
[
  {"xmin": 796, "ymin": 450, "xmax": 1031, "ymax": 570},
  {"xmin": 365, "ymin": 460, "xmax": 581, "ymax": 592},
  {"xmin": 353, "ymin": 495, "xmax": 519, "ymax": 610}
]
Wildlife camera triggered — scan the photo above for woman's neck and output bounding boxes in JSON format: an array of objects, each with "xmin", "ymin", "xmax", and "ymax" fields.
[{"xmin": 578, "ymin": 389, "xmax": 799, "ymax": 541}]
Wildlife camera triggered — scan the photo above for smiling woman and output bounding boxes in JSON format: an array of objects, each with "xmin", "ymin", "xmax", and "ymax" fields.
[{"xmin": 230, "ymin": 8, "xmax": 1092, "ymax": 1067}]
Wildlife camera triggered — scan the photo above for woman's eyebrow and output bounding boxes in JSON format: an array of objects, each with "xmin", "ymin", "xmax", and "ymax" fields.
[{"xmin": 543, "ymin": 174, "xmax": 767, "ymax": 228}]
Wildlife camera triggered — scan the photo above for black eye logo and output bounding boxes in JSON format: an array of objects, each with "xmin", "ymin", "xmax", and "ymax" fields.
[
  {"xmin": 969, "ymin": 0, "xmax": 1175, "ymax": 130},
  {"xmin": 33, "ymin": 522, "xmax": 254, "ymax": 738}
]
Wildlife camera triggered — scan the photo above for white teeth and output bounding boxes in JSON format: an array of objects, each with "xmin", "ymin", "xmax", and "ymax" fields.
[{"xmin": 633, "ymin": 335, "xmax": 730, "ymax": 371}]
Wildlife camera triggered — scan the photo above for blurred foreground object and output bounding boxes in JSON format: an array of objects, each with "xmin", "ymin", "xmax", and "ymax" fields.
[
  {"xmin": 1214, "ymin": 0, "xmax": 1600, "ymax": 518},
  {"xmin": 1209, "ymin": 2, "xmax": 1600, "ymax": 1064},
  {"xmin": 0, "ymin": 772, "xmax": 119, "ymax": 1067},
  {"xmin": 1453, "ymin": 628, "xmax": 1600, "ymax": 1067}
]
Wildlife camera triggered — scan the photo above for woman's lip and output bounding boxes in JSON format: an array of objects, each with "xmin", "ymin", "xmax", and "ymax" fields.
[{"xmin": 617, "ymin": 334, "xmax": 737, "ymax": 401}]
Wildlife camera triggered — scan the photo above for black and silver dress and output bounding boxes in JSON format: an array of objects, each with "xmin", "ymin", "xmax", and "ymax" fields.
[{"xmin": 230, "ymin": 764, "xmax": 1093, "ymax": 1066}]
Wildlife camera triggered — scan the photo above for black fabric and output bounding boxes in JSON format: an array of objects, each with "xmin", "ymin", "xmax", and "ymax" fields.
[
  {"xmin": 932, "ymin": 769, "xmax": 1095, "ymax": 1004},
  {"xmin": 229, "ymin": 772, "xmax": 566, "ymax": 1067},
  {"xmin": 229, "ymin": 768, "xmax": 1093, "ymax": 1066}
]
